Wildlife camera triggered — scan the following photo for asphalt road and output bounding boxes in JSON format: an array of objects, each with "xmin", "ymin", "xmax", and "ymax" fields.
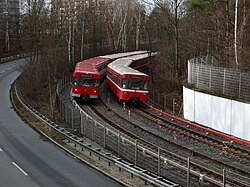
[{"xmin": 0, "ymin": 59, "xmax": 123, "ymax": 187}]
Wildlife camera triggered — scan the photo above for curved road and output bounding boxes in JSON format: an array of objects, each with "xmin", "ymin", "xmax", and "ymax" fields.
[{"xmin": 0, "ymin": 59, "xmax": 123, "ymax": 187}]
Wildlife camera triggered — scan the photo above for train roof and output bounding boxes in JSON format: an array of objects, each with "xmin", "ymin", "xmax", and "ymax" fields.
[
  {"xmin": 108, "ymin": 59, "xmax": 147, "ymax": 76},
  {"xmin": 73, "ymin": 51, "xmax": 156, "ymax": 76},
  {"xmin": 122, "ymin": 52, "xmax": 158, "ymax": 62},
  {"xmin": 74, "ymin": 57, "xmax": 109, "ymax": 75},
  {"xmin": 74, "ymin": 51, "xmax": 149, "ymax": 75},
  {"xmin": 99, "ymin": 51, "xmax": 148, "ymax": 59},
  {"xmin": 108, "ymin": 53, "xmax": 154, "ymax": 76},
  {"xmin": 108, "ymin": 52, "xmax": 158, "ymax": 76}
]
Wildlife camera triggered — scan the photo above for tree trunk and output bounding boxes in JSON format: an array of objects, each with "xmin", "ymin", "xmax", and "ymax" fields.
[{"xmin": 234, "ymin": 0, "xmax": 239, "ymax": 67}]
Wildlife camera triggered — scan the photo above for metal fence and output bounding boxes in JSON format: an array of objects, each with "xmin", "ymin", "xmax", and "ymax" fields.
[
  {"xmin": 149, "ymin": 90, "xmax": 183, "ymax": 116},
  {"xmin": 0, "ymin": 53, "xmax": 29, "ymax": 63},
  {"xmin": 188, "ymin": 56, "xmax": 250, "ymax": 101},
  {"xmin": 55, "ymin": 75, "xmax": 183, "ymax": 186}
]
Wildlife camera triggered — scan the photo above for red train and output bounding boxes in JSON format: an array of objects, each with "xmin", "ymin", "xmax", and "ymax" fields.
[
  {"xmin": 106, "ymin": 52, "xmax": 157, "ymax": 106},
  {"xmin": 71, "ymin": 51, "xmax": 148, "ymax": 101}
]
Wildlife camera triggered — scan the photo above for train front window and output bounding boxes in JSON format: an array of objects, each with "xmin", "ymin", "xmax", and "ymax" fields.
[
  {"xmin": 79, "ymin": 78, "xmax": 99, "ymax": 87},
  {"xmin": 122, "ymin": 79, "xmax": 129, "ymax": 88},
  {"xmin": 130, "ymin": 79, "xmax": 149, "ymax": 90},
  {"xmin": 130, "ymin": 79, "xmax": 144, "ymax": 89}
]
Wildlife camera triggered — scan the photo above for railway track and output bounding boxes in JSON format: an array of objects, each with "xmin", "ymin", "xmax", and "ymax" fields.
[
  {"xmin": 78, "ymin": 86, "xmax": 250, "ymax": 186},
  {"xmin": 137, "ymin": 104, "xmax": 250, "ymax": 161}
]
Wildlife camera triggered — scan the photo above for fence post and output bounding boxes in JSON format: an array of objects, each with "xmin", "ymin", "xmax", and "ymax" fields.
[
  {"xmin": 118, "ymin": 131, "xmax": 120, "ymax": 157},
  {"xmin": 164, "ymin": 95, "xmax": 166, "ymax": 111},
  {"xmin": 63, "ymin": 76, "xmax": 65, "ymax": 89},
  {"xmin": 239, "ymin": 73, "xmax": 241, "ymax": 98},
  {"xmin": 65, "ymin": 105, "xmax": 67, "ymax": 124},
  {"xmin": 60, "ymin": 98, "xmax": 63, "ymax": 117},
  {"xmin": 223, "ymin": 69, "xmax": 226, "ymax": 94},
  {"xmin": 83, "ymin": 115, "xmax": 87, "ymax": 137},
  {"xmin": 80, "ymin": 112, "xmax": 84, "ymax": 135},
  {"xmin": 103, "ymin": 124, "xmax": 106, "ymax": 149},
  {"xmin": 223, "ymin": 168, "xmax": 226, "ymax": 187},
  {"xmin": 152, "ymin": 90, "xmax": 155, "ymax": 102},
  {"xmin": 71, "ymin": 109, "xmax": 74, "ymax": 130},
  {"xmin": 187, "ymin": 157, "xmax": 190, "ymax": 187},
  {"xmin": 158, "ymin": 147, "xmax": 161, "ymax": 176},
  {"xmin": 92, "ymin": 120, "xmax": 94, "ymax": 140},
  {"xmin": 173, "ymin": 99, "xmax": 175, "ymax": 114},
  {"xmin": 209, "ymin": 67, "xmax": 212, "ymax": 91},
  {"xmin": 59, "ymin": 98, "xmax": 61, "ymax": 117},
  {"xmin": 135, "ymin": 139, "xmax": 138, "ymax": 166},
  {"xmin": 197, "ymin": 64, "xmax": 199, "ymax": 87},
  {"xmin": 191, "ymin": 60, "xmax": 194, "ymax": 83}
]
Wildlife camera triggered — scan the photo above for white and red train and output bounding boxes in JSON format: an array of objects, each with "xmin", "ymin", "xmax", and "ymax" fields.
[
  {"xmin": 71, "ymin": 51, "xmax": 149, "ymax": 101},
  {"xmin": 106, "ymin": 52, "xmax": 157, "ymax": 106}
]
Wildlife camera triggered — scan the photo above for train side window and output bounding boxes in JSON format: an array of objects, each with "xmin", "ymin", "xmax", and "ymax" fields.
[
  {"xmin": 118, "ymin": 78, "xmax": 121, "ymax": 87},
  {"xmin": 122, "ymin": 79, "xmax": 129, "ymax": 88}
]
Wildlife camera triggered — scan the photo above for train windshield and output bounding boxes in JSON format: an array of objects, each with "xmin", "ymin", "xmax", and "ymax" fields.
[
  {"xmin": 74, "ymin": 77, "xmax": 100, "ymax": 87},
  {"xmin": 122, "ymin": 78, "xmax": 149, "ymax": 90}
]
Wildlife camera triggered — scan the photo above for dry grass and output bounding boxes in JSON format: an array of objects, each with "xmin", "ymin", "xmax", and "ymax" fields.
[{"xmin": 11, "ymin": 85, "xmax": 65, "ymax": 144}]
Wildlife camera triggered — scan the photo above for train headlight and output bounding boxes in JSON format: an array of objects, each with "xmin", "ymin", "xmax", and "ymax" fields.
[
  {"xmin": 93, "ymin": 90, "xmax": 97, "ymax": 93},
  {"xmin": 124, "ymin": 92, "xmax": 127, "ymax": 94},
  {"xmin": 74, "ymin": 88, "xmax": 78, "ymax": 92}
]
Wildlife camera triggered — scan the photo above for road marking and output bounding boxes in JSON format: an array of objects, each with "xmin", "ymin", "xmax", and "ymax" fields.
[
  {"xmin": 12, "ymin": 162, "xmax": 28, "ymax": 176},
  {"xmin": 0, "ymin": 148, "xmax": 2, "ymax": 151},
  {"xmin": 0, "ymin": 71, "xmax": 5, "ymax": 73}
]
